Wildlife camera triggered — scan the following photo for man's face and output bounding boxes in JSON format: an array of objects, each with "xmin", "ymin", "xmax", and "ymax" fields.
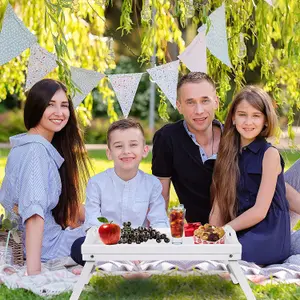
[{"xmin": 176, "ymin": 81, "xmax": 219, "ymax": 134}]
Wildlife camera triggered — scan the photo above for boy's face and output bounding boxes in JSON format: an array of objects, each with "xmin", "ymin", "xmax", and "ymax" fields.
[{"xmin": 106, "ymin": 128, "xmax": 149, "ymax": 173}]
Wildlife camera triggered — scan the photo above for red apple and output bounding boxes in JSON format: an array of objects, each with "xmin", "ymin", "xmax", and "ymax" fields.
[{"xmin": 98, "ymin": 219, "xmax": 121, "ymax": 245}]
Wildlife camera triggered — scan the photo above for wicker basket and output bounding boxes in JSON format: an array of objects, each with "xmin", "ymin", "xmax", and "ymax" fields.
[{"xmin": 0, "ymin": 230, "xmax": 24, "ymax": 266}]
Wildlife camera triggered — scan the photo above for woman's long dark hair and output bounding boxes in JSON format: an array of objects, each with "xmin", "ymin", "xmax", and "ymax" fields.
[
  {"xmin": 24, "ymin": 79, "xmax": 91, "ymax": 228},
  {"xmin": 211, "ymin": 86, "xmax": 278, "ymax": 224}
]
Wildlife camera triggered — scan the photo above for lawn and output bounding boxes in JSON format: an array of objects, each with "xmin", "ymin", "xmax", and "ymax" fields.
[
  {"xmin": 1, "ymin": 273, "xmax": 300, "ymax": 299},
  {"xmin": 0, "ymin": 149, "xmax": 299, "ymax": 299}
]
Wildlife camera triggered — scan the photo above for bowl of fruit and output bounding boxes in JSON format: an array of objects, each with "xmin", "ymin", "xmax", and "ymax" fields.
[{"xmin": 193, "ymin": 223, "xmax": 225, "ymax": 244}]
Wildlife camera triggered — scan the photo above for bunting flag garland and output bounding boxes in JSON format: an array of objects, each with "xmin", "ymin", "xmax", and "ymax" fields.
[
  {"xmin": 0, "ymin": 3, "xmax": 264, "ymax": 115},
  {"xmin": 0, "ymin": 4, "xmax": 36, "ymax": 66},
  {"xmin": 198, "ymin": 3, "xmax": 232, "ymax": 68},
  {"xmin": 264, "ymin": 0, "xmax": 273, "ymax": 6},
  {"xmin": 178, "ymin": 31, "xmax": 207, "ymax": 73},
  {"xmin": 71, "ymin": 66, "xmax": 105, "ymax": 107},
  {"xmin": 25, "ymin": 43, "xmax": 57, "ymax": 90},
  {"xmin": 108, "ymin": 73, "xmax": 143, "ymax": 118},
  {"xmin": 147, "ymin": 60, "xmax": 180, "ymax": 109}
]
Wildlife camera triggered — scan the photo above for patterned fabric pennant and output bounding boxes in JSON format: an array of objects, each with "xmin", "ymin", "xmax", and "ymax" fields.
[
  {"xmin": 147, "ymin": 60, "xmax": 180, "ymax": 109},
  {"xmin": 71, "ymin": 67, "xmax": 105, "ymax": 107},
  {"xmin": 0, "ymin": 4, "xmax": 37, "ymax": 66},
  {"xmin": 25, "ymin": 43, "xmax": 57, "ymax": 90},
  {"xmin": 108, "ymin": 73, "xmax": 143, "ymax": 118},
  {"xmin": 197, "ymin": 3, "xmax": 232, "ymax": 68},
  {"xmin": 264, "ymin": 0, "xmax": 273, "ymax": 6},
  {"xmin": 178, "ymin": 32, "xmax": 207, "ymax": 73}
]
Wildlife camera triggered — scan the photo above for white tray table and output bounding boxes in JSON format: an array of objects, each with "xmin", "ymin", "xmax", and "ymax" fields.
[{"xmin": 70, "ymin": 226, "xmax": 256, "ymax": 300}]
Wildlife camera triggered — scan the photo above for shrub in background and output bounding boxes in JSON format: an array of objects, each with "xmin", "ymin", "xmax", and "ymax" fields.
[
  {"xmin": 84, "ymin": 117, "xmax": 167, "ymax": 145},
  {"xmin": 0, "ymin": 111, "xmax": 26, "ymax": 142}
]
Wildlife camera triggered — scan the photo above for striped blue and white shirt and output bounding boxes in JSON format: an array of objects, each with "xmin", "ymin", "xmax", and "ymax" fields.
[
  {"xmin": 84, "ymin": 168, "xmax": 169, "ymax": 230},
  {"xmin": 0, "ymin": 133, "xmax": 85, "ymax": 261}
]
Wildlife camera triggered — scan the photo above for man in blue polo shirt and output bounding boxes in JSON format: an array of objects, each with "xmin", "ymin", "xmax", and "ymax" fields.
[
  {"xmin": 152, "ymin": 72, "xmax": 300, "ymax": 225},
  {"xmin": 152, "ymin": 72, "xmax": 222, "ymax": 223}
]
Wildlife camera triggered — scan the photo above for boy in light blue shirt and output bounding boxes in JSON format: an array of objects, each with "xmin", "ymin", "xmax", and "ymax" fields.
[{"xmin": 71, "ymin": 119, "xmax": 169, "ymax": 265}]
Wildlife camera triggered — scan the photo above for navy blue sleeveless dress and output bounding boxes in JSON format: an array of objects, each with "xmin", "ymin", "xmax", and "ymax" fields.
[{"xmin": 237, "ymin": 138, "xmax": 291, "ymax": 265}]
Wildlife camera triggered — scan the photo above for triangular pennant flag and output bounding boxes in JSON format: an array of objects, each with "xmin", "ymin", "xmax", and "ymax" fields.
[
  {"xmin": 71, "ymin": 67, "xmax": 105, "ymax": 107},
  {"xmin": 147, "ymin": 60, "xmax": 180, "ymax": 109},
  {"xmin": 264, "ymin": 0, "xmax": 273, "ymax": 6},
  {"xmin": 108, "ymin": 73, "xmax": 143, "ymax": 118},
  {"xmin": 0, "ymin": 4, "xmax": 37, "ymax": 66},
  {"xmin": 197, "ymin": 3, "xmax": 232, "ymax": 68},
  {"xmin": 178, "ymin": 32, "xmax": 207, "ymax": 73},
  {"xmin": 25, "ymin": 43, "xmax": 57, "ymax": 90}
]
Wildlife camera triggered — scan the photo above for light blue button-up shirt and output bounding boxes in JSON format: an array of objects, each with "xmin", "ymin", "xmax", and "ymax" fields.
[
  {"xmin": 0, "ymin": 133, "xmax": 85, "ymax": 261},
  {"xmin": 183, "ymin": 120, "xmax": 222, "ymax": 163},
  {"xmin": 84, "ymin": 168, "xmax": 169, "ymax": 230}
]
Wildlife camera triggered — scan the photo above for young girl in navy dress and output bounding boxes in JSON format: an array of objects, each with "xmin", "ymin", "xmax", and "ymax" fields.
[{"xmin": 210, "ymin": 86, "xmax": 291, "ymax": 265}]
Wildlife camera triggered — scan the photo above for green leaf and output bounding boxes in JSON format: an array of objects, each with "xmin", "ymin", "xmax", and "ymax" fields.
[
  {"xmin": 0, "ymin": 0, "xmax": 9, "ymax": 32},
  {"xmin": 97, "ymin": 217, "xmax": 109, "ymax": 223},
  {"xmin": 2, "ymin": 218, "xmax": 12, "ymax": 230},
  {"xmin": 287, "ymin": 37, "xmax": 293, "ymax": 57}
]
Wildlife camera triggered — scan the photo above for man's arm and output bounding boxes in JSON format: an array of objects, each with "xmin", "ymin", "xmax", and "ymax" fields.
[
  {"xmin": 158, "ymin": 178, "xmax": 171, "ymax": 210},
  {"xmin": 152, "ymin": 127, "xmax": 173, "ymax": 211},
  {"xmin": 286, "ymin": 183, "xmax": 300, "ymax": 214}
]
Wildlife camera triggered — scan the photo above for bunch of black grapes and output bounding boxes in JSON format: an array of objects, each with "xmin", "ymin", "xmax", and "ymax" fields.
[{"xmin": 119, "ymin": 222, "xmax": 170, "ymax": 244}]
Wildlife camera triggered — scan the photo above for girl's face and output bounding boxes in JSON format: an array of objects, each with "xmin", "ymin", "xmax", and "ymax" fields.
[
  {"xmin": 232, "ymin": 99, "xmax": 266, "ymax": 147},
  {"xmin": 34, "ymin": 89, "xmax": 70, "ymax": 141}
]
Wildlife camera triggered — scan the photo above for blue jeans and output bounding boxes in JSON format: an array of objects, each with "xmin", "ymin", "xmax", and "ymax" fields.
[{"xmin": 70, "ymin": 236, "xmax": 86, "ymax": 266}]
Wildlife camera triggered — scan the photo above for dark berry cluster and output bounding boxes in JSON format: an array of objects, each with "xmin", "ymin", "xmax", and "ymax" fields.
[{"xmin": 118, "ymin": 222, "xmax": 170, "ymax": 244}]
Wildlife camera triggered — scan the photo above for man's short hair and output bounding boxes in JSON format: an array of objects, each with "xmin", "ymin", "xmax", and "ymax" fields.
[
  {"xmin": 177, "ymin": 72, "xmax": 216, "ymax": 92},
  {"xmin": 107, "ymin": 118, "xmax": 145, "ymax": 147}
]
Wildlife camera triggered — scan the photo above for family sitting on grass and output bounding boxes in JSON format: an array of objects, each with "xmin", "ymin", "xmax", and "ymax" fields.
[{"xmin": 0, "ymin": 73, "xmax": 300, "ymax": 278}]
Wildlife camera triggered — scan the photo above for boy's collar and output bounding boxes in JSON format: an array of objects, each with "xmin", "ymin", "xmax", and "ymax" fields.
[{"xmin": 111, "ymin": 168, "xmax": 140, "ymax": 183}]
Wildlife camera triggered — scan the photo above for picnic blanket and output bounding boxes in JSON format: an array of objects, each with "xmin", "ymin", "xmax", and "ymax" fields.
[{"xmin": 1, "ymin": 256, "xmax": 300, "ymax": 296}]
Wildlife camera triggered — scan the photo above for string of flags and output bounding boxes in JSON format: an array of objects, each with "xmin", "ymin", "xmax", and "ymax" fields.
[{"xmin": 0, "ymin": 1, "xmax": 273, "ymax": 117}]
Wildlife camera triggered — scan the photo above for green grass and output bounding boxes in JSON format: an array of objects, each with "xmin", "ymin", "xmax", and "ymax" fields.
[
  {"xmin": 0, "ymin": 274, "xmax": 300, "ymax": 299},
  {"xmin": 0, "ymin": 149, "xmax": 300, "ymax": 299}
]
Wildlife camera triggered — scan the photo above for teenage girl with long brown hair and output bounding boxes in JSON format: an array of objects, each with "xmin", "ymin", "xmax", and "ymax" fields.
[{"xmin": 210, "ymin": 86, "xmax": 291, "ymax": 265}]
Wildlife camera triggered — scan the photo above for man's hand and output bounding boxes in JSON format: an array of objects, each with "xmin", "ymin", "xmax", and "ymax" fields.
[{"xmin": 285, "ymin": 183, "xmax": 300, "ymax": 215}]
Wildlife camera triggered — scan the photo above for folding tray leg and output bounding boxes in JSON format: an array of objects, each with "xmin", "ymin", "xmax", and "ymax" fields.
[
  {"xmin": 227, "ymin": 261, "xmax": 256, "ymax": 300},
  {"xmin": 70, "ymin": 261, "xmax": 94, "ymax": 300},
  {"xmin": 226, "ymin": 263, "xmax": 238, "ymax": 284}
]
